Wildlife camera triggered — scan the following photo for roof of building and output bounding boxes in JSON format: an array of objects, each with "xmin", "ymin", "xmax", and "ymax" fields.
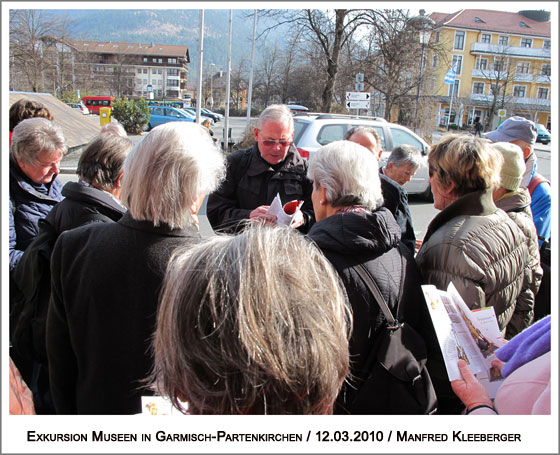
[
  {"xmin": 9, "ymin": 92, "xmax": 101, "ymax": 151},
  {"xmin": 69, "ymin": 40, "xmax": 190, "ymax": 62},
  {"xmin": 429, "ymin": 9, "xmax": 551, "ymax": 37}
]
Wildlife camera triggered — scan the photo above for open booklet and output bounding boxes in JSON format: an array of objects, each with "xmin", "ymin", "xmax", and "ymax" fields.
[
  {"xmin": 266, "ymin": 193, "xmax": 304, "ymax": 227},
  {"xmin": 421, "ymin": 282, "xmax": 506, "ymax": 398}
]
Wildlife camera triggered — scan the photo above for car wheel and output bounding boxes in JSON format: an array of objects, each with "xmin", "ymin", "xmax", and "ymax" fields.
[{"xmin": 420, "ymin": 183, "xmax": 433, "ymax": 202}]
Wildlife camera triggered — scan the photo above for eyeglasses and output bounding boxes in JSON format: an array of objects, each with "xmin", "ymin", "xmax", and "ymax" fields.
[{"xmin": 261, "ymin": 139, "xmax": 292, "ymax": 147}]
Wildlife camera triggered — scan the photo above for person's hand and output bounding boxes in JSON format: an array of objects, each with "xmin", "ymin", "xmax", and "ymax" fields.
[
  {"xmin": 249, "ymin": 205, "xmax": 277, "ymax": 225},
  {"xmin": 491, "ymin": 358, "xmax": 506, "ymax": 375},
  {"xmin": 289, "ymin": 210, "xmax": 304, "ymax": 230},
  {"xmin": 450, "ymin": 359, "xmax": 493, "ymax": 410}
]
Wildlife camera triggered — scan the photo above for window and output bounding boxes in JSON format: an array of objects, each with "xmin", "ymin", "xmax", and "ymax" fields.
[
  {"xmin": 137, "ymin": 68, "xmax": 142, "ymax": 74},
  {"xmin": 432, "ymin": 54, "xmax": 438, "ymax": 68},
  {"xmin": 538, "ymin": 88, "xmax": 549, "ymax": 99},
  {"xmin": 448, "ymin": 80, "xmax": 459, "ymax": 97},
  {"xmin": 158, "ymin": 79, "xmax": 162, "ymax": 85},
  {"xmin": 516, "ymin": 62, "xmax": 530, "ymax": 74},
  {"xmin": 519, "ymin": 21, "xmax": 531, "ymax": 29},
  {"xmin": 434, "ymin": 31, "xmax": 440, "ymax": 43},
  {"xmin": 106, "ymin": 67, "xmax": 114, "ymax": 73},
  {"xmin": 520, "ymin": 38, "xmax": 532, "ymax": 48},
  {"xmin": 152, "ymin": 107, "xmax": 163, "ymax": 115},
  {"xmin": 541, "ymin": 64, "xmax": 551, "ymax": 76},
  {"xmin": 481, "ymin": 33, "xmax": 491, "ymax": 44},
  {"xmin": 473, "ymin": 82, "xmax": 485, "ymax": 94},
  {"xmin": 143, "ymin": 68, "xmax": 148, "ymax": 74},
  {"xmin": 167, "ymin": 79, "xmax": 179, "ymax": 87},
  {"xmin": 158, "ymin": 58, "xmax": 163, "ymax": 63},
  {"xmin": 136, "ymin": 78, "xmax": 142, "ymax": 84},
  {"xmin": 513, "ymin": 85, "xmax": 526, "ymax": 97},
  {"xmin": 475, "ymin": 57, "xmax": 488, "ymax": 70},
  {"xmin": 543, "ymin": 40, "xmax": 551, "ymax": 50},
  {"xmin": 498, "ymin": 35, "xmax": 509, "ymax": 46},
  {"xmin": 390, "ymin": 128, "xmax": 423, "ymax": 150},
  {"xmin": 96, "ymin": 66, "xmax": 104, "ymax": 72},
  {"xmin": 143, "ymin": 57, "xmax": 148, "ymax": 62},
  {"xmin": 454, "ymin": 31, "xmax": 465, "ymax": 50},
  {"xmin": 452, "ymin": 55, "xmax": 463, "ymax": 74},
  {"xmin": 474, "ymin": 17, "xmax": 486, "ymax": 24},
  {"xmin": 143, "ymin": 78, "xmax": 148, "ymax": 84},
  {"xmin": 168, "ymin": 58, "xmax": 177, "ymax": 64},
  {"xmin": 158, "ymin": 69, "xmax": 162, "ymax": 74},
  {"xmin": 153, "ymin": 58, "xmax": 157, "ymax": 63},
  {"xmin": 152, "ymin": 69, "xmax": 157, "ymax": 74},
  {"xmin": 493, "ymin": 59, "xmax": 505, "ymax": 72},
  {"xmin": 168, "ymin": 68, "xmax": 179, "ymax": 76}
]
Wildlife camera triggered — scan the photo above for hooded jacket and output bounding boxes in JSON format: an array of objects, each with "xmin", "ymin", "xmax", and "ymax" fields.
[
  {"xmin": 416, "ymin": 189, "xmax": 529, "ymax": 336},
  {"xmin": 308, "ymin": 208, "xmax": 438, "ymax": 414}
]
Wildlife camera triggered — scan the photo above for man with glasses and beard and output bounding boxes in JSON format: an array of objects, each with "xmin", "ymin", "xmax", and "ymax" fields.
[{"xmin": 208, "ymin": 104, "xmax": 315, "ymax": 233}]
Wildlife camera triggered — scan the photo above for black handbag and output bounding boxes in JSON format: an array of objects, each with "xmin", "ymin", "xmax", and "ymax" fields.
[{"xmin": 348, "ymin": 249, "xmax": 438, "ymax": 415}]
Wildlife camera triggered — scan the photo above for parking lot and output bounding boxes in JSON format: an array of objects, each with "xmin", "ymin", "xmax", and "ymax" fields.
[{"xmin": 61, "ymin": 115, "xmax": 552, "ymax": 241}]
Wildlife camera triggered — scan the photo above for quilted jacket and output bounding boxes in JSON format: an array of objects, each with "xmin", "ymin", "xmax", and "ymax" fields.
[
  {"xmin": 416, "ymin": 189, "xmax": 529, "ymax": 337},
  {"xmin": 495, "ymin": 188, "xmax": 542, "ymax": 338}
]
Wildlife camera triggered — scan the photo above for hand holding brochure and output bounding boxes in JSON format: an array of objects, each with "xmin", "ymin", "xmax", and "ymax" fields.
[
  {"xmin": 421, "ymin": 282, "xmax": 506, "ymax": 398},
  {"xmin": 267, "ymin": 193, "xmax": 304, "ymax": 226}
]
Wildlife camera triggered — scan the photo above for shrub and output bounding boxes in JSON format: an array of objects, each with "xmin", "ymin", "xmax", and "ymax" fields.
[{"xmin": 111, "ymin": 97, "xmax": 150, "ymax": 134}]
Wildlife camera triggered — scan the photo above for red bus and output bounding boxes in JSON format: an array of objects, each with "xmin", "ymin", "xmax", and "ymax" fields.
[{"xmin": 80, "ymin": 96, "xmax": 114, "ymax": 114}]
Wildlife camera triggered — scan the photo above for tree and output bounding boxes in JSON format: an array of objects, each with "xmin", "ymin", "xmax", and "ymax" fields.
[
  {"xmin": 359, "ymin": 10, "xmax": 442, "ymax": 124},
  {"xmin": 9, "ymin": 10, "xmax": 76, "ymax": 94},
  {"xmin": 111, "ymin": 98, "xmax": 150, "ymax": 134},
  {"xmin": 261, "ymin": 9, "xmax": 369, "ymax": 112}
]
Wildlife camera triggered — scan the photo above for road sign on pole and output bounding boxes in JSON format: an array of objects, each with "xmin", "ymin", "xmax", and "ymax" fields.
[
  {"xmin": 346, "ymin": 100, "xmax": 370, "ymax": 110},
  {"xmin": 346, "ymin": 91, "xmax": 371, "ymax": 101},
  {"xmin": 498, "ymin": 109, "xmax": 507, "ymax": 117},
  {"xmin": 355, "ymin": 82, "xmax": 364, "ymax": 92},
  {"xmin": 356, "ymin": 73, "xmax": 364, "ymax": 83}
]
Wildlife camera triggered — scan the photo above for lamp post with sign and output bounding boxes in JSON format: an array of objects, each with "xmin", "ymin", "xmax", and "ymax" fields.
[{"xmin": 409, "ymin": 9, "xmax": 435, "ymax": 132}]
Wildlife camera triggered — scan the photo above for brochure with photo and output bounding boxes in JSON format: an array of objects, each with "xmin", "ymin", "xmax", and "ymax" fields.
[{"xmin": 267, "ymin": 193, "xmax": 304, "ymax": 226}]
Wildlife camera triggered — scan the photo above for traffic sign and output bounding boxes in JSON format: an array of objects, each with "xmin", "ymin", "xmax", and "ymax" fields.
[
  {"xmin": 346, "ymin": 100, "xmax": 370, "ymax": 110},
  {"xmin": 355, "ymin": 82, "xmax": 364, "ymax": 92},
  {"xmin": 346, "ymin": 91, "xmax": 371, "ymax": 101},
  {"xmin": 498, "ymin": 109, "xmax": 507, "ymax": 117},
  {"xmin": 356, "ymin": 73, "xmax": 364, "ymax": 83}
]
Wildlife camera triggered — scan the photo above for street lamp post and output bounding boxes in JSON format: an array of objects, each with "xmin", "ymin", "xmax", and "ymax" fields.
[
  {"xmin": 409, "ymin": 10, "xmax": 435, "ymax": 133},
  {"xmin": 209, "ymin": 62, "xmax": 215, "ymax": 109}
]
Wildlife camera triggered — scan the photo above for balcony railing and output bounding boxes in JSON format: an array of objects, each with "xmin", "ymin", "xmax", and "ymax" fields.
[{"xmin": 471, "ymin": 42, "xmax": 551, "ymax": 60}]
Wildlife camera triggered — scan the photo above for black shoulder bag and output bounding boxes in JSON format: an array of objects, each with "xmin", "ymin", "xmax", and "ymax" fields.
[{"xmin": 349, "ymin": 248, "xmax": 438, "ymax": 415}]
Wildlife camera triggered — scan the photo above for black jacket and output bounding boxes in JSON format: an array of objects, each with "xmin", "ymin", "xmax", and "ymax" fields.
[
  {"xmin": 379, "ymin": 171, "xmax": 416, "ymax": 255},
  {"xmin": 47, "ymin": 213, "xmax": 200, "ymax": 414},
  {"xmin": 307, "ymin": 208, "xmax": 437, "ymax": 414},
  {"xmin": 46, "ymin": 181, "xmax": 126, "ymax": 234},
  {"xmin": 207, "ymin": 144, "xmax": 315, "ymax": 233}
]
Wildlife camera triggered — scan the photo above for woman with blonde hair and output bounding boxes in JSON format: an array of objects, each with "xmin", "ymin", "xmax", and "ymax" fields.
[
  {"xmin": 46, "ymin": 122, "xmax": 226, "ymax": 415},
  {"xmin": 151, "ymin": 225, "xmax": 351, "ymax": 414}
]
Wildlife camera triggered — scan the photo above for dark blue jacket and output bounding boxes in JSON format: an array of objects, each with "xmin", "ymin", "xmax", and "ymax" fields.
[{"xmin": 9, "ymin": 159, "xmax": 63, "ymax": 271}]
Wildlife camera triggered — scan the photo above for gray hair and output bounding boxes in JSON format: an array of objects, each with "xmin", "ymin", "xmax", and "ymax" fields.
[
  {"xmin": 387, "ymin": 144, "xmax": 422, "ymax": 169},
  {"xmin": 150, "ymin": 224, "xmax": 351, "ymax": 414},
  {"xmin": 100, "ymin": 123, "xmax": 127, "ymax": 138},
  {"xmin": 121, "ymin": 122, "xmax": 226, "ymax": 229},
  {"xmin": 256, "ymin": 104, "xmax": 294, "ymax": 131},
  {"xmin": 308, "ymin": 140, "xmax": 384, "ymax": 210},
  {"xmin": 77, "ymin": 134, "xmax": 133, "ymax": 191},
  {"xmin": 10, "ymin": 117, "xmax": 66, "ymax": 165},
  {"xmin": 344, "ymin": 125, "xmax": 381, "ymax": 150}
]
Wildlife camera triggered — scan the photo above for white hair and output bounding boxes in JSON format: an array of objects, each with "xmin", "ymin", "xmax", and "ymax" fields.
[
  {"xmin": 256, "ymin": 104, "xmax": 294, "ymax": 131},
  {"xmin": 308, "ymin": 140, "xmax": 383, "ymax": 210},
  {"xmin": 121, "ymin": 122, "xmax": 226, "ymax": 229}
]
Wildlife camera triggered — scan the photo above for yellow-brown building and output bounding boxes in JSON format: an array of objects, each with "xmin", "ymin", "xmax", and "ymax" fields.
[{"xmin": 428, "ymin": 9, "xmax": 551, "ymax": 130}]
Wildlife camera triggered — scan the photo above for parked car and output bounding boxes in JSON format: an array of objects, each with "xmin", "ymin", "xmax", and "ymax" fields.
[
  {"xmin": 66, "ymin": 102, "xmax": 89, "ymax": 115},
  {"xmin": 182, "ymin": 107, "xmax": 215, "ymax": 125},
  {"xmin": 146, "ymin": 105, "xmax": 195, "ymax": 130},
  {"xmin": 536, "ymin": 124, "xmax": 551, "ymax": 145},
  {"xmin": 293, "ymin": 113, "xmax": 432, "ymax": 199},
  {"xmin": 201, "ymin": 108, "xmax": 223, "ymax": 122}
]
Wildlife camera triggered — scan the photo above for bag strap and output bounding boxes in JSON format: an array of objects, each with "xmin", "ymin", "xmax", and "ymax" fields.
[
  {"xmin": 528, "ymin": 173, "xmax": 549, "ymax": 196},
  {"xmin": 353, "ymin": 243, "xmax": 407, "ymax": 330}
]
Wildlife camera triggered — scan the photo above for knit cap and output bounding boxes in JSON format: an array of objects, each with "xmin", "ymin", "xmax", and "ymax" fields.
[{"xmin": 492, "ymin": 142, "xmax": 525, "ymax": 191}]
